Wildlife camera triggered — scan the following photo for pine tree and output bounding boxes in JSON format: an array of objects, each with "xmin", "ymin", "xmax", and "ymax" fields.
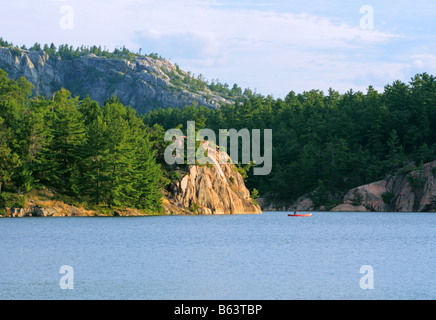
[
  {"xmin": 77, "ymin": 113, "xmax": 110, "ymax": 205},
  {"xmin": 0, "ymin": 117, "xmax": 20, "ymax": 193},
  {"xmin": 126, "ymin": 108, "xmax": 163, "ymax": 211},
  {"xmin": 41, "ymin": 89, "xmax": 86, "ymax": 194}
]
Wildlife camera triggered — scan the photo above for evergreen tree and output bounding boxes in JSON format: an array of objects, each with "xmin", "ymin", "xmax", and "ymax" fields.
[
  {"xmin": 0, "ymin": 116, "xmax": 20, "ymax": 193},
  {"xmin": 38, "ymin": 89, "xmax": 86, "ymax": 194}
]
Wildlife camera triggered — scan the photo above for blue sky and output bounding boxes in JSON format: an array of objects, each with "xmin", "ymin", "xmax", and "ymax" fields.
[{"xmin": 1, "ymin": 0, "xmax": 435, "ymax": 98}]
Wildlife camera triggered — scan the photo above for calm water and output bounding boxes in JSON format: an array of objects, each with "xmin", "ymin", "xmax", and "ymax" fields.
[{"xmin": 1, "ymin": 211, "xmax": 435, "ymax": 300}]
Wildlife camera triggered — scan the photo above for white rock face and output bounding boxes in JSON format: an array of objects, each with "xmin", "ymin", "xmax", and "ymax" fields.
[{"xmin": 0, "ymin": 47, "xmax": 232, "ymax": 112}]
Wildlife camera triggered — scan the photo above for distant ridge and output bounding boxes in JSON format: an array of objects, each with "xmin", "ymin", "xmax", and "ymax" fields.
[{"xmin": 0, "ymin": 45, "xmax": 246, "ymax": 113}]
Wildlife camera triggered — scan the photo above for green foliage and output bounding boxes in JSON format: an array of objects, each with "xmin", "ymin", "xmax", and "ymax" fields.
[
  {"xmin": 311, "ymin": 180, "xmax": 328, "ymax": 208},
  {"xmin": 29, "ymin": 42, "xmax": 42, "ymax": 52},
  {"xmin": 1, "ymin": 38, "xmax": 436, "ymax": 210},
  {"xmin": 382, "ymin": 192, "xmax": 395, "ymax": 204},
  {"xmin": 234, "ymin": 162, "xmax": 253, "ymax": 181},
  {"xmin": 75, "ymin": 97, "xmax": 164, "ymax": 210},
  {"xmin": 0, "ymin": 37, "xmax": 13, "ymax": 48},
  {"xmin": 148, "ymin": 52, "xmax": 163, "ymax": 60},
  {"xmin": 0, "ymin": 68, "xmax": 164, "ymax": 213},
  {"xmin": 400, "ymin": 165, "xmax": 417, "ymax": 175},
  {"xmin": 0, "ymin": 192, "xmax": 26, "ymax": 208},
  {"xmin": 0, "ymin": 36, "xmax": 150, "ymax": 63},
  {"xmin": 251, "ymin": 188, "xmax": 259, "ymax": 205},
  {"xmin": 351, "ymin": 190, "xmax": 363, "ymax": 206},
  {"xmin": 407, "ymin": 173, "xmax": 426, "ymax": 191},
  {"xmin": 10, "ymin": 46, "xmax": 21, "ymax": 58},
  {"xmin": 190, "ymin": 202, "xmax": 200, "ymax": 214},
  {"xmin": 146, "ymin": 72, "xmax": 436, "ymax": 206}
]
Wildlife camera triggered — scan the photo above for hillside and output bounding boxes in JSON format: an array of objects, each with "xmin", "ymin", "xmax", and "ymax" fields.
[{"xmin": 0, "ymin": 44, "xmax": 239, "ymax": 113}]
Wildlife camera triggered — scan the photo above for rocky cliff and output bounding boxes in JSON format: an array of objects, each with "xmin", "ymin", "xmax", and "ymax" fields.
[
  {"xmin": 163, "ymin": 141, "xmax": 262, "ymax": 215},
  {"xmin": 332, "ymin": 160, "xmax": 436, "ymax": 212},
  {"xmin": 0, "ymin": 47, "xmax": 232, "ymax": 113}
]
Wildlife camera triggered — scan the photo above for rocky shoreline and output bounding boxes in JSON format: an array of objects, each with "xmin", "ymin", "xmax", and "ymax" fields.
[
  {"xmin": 0, "ymin": 198, "xmax": 154, "ymax": 218},
  {"xmin": 5, "ymin": 158, "xmax": 435, "ymax": 216},
  {"xmin": 330, "ymin": 160, "xmax": 436, "ymax": 212},
  {"xmin": 257, "ymin": 160, "xmax": 436, "ymax": 213},
  {"xmin": 1, "ymin": 142, "xmax": 261, "ymax": 218}
]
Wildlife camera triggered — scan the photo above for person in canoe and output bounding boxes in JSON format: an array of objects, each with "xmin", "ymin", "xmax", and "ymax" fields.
[{"xmin": 293, "ymin": 211, "xmax": 298, "ymax": 216}]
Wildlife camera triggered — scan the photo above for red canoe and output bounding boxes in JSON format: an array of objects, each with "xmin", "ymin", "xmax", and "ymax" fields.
[{"xmin": 288, "ymin": 213, "xmax": 312, "ymax": 217}]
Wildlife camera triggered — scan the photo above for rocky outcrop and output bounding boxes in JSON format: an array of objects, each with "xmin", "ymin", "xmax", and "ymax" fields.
[
  {"xmin": 164, "ymin": 141, "xmax": 262, "ymax": 215},
  {"xmin": 2, "ymin": 189, "xmax": 153, "ymax": 217},
  {"xmin": 4, "ymin": 198, "xmax": 97, "ymax": 217},
  {"xmin": 330, "ymin": 204, "xmax": 367, "ymax": 212},
  {"xmin": 332, "ymin": 160, "xmax": 436, "ymax": 212},
  {"xmin": 3, "ymin": 200, "xmax": 156, "ymax": 217},
  {"xmin": 0, "ymin": 47, "xmax": 232, "ymax": 113}
]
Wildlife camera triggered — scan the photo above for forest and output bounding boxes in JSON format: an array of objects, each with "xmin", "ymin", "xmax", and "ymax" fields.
[
  {"xmin": 0, "ymin": 69, "xmax": 164, "ymax": 214},
  {"xmin": 144, "ymin": 73, "xmax": 436, "ymax": 208},
  {"xmin": 1, "ymin": 54, "xmax": 436, "ymax": 212}
]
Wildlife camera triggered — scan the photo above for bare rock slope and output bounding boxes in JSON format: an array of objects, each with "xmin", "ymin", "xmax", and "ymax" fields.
[
  {"xmin": 164, "ymin": 142, "xmax": 262, "ymax": 215},
  {"xmin": 0, "ymin": 47, "xmax": 231, "ymax": 113},
  {"xmin": 332, "ymin": 160, "xmax": 436, "ymax": 212}
]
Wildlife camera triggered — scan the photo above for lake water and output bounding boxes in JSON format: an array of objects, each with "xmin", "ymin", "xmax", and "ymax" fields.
[{"xmin": 1, "ymin": 211, "xmax": 435, "ymax": 300}]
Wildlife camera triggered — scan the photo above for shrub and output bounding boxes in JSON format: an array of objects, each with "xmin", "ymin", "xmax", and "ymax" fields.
[
  {"xmin": 189, "ymin": 202, "xmax": 200, "ymax": 214},
  {"xmin": 382, "ymin": 192, "xmax": 395, "ymax": 204},
  {"xmin": 251, "ymin": 188, "xmax": 259, "ymax": 205},
  {"xmin": 400, "ymin": 165, "xmax": 416, "ymax": 176},
  {"xmin": 10, "ymin": 46, "xmax": 21, "ymax": 58},
  {"xmin": 351, "ymin": 190, "xmax": 363, "ymax": 206},
  {"xmin": 407, "ymin": 173, "xmax": 426, "ymax": 190},
  {"xmin": 0, "ymin": 192, "xmax": 26, "ymax": 208}
]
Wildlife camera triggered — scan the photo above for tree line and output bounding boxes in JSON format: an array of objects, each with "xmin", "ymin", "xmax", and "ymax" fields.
[
  {"xmin": 144, "ymin": 73, "xmax": 436, "ymax": 208},
  {"xmin": 1, "ymin": 36, "xmax": 152, "ymax": 62}
]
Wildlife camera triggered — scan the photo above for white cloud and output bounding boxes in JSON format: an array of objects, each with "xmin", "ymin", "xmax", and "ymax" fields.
[
  {"xmin": 134, "ymin": 30, "xmax": 223, "ymax": 63},
  {"xmin": 128, "ymin": 3, "xmax": 400, "ymax": 95},
  {"xmin": 2, "ymin": 0, "xmax": 431, "ymax": 97},
  {"xmin": 411, "ymin": 54, "xmax": 436, "ymax": 72}
]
